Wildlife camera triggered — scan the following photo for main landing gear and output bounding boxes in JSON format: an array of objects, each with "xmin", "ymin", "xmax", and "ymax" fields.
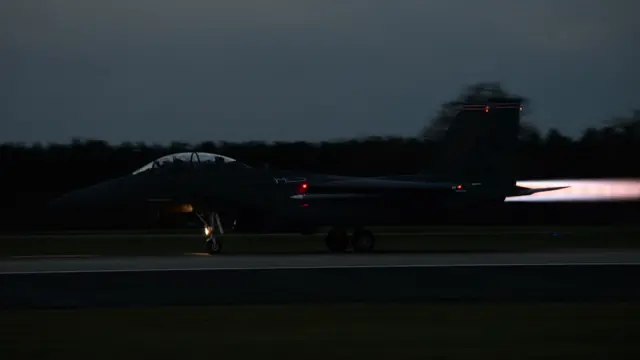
[
  {"xmin": 324, "ymin": 227, "xmax": 376, "ymax": 253},
  {"xmin": 194, "ymin": 213, "xmax": 375, "ymax": 255},
  {"xmin": 196, "ymin": 212, "xmax": 224, "ymax": 255}
]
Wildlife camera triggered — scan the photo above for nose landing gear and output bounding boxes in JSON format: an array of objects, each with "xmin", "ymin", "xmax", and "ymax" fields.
[{"xmin": 197, "ymin": 212, "xmax": 224, "ymax": 254}]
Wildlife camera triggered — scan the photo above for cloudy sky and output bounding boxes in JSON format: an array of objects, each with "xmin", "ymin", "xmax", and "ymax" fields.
[{"xmin": 1, "ymin": 0, "xmax": 637, "ymax": 144}]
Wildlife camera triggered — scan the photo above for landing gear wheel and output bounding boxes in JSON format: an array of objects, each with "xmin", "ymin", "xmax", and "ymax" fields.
[
  {"xmin": 352, "ymin": 228, "xmax": 375, "ymax": 252},
  {"xmin": 325, "ymin": 227, "xmax": 349, "ymax": 252},
  {"xmin": 205, "ymin": 238, "xmax": 222, "ymax": 254},
  {"xmin": 197, "ymin": 212, "xmax": 225, "ymax": 255}
]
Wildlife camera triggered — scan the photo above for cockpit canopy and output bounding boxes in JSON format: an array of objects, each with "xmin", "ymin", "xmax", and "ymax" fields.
[{"xmin": 132, "ymin": 152, "xmax": 244, "ymax": 175}]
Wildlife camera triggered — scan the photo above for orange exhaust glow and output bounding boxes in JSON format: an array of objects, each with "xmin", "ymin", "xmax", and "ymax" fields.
[{"xmin": 508, "ymin": 178, "xmax": 640, "ymax": 202}]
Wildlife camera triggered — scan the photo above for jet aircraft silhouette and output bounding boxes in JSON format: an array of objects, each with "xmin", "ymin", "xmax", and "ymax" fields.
[{"xmin": 50, "ymin": 97, "xmax": 566, "ymax": 254}]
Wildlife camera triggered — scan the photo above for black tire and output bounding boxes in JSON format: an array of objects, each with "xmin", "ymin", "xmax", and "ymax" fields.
[
  {"xmin": 352, "ymin": 228, "xmax": 375, "ymax": 252},
  {"xmin": 325, "ymin": 227, "xmax": 349, "ymax": 252},
  {"xmin": 205, "ymin": 238, "xmax": 222, "ymax": 254}
]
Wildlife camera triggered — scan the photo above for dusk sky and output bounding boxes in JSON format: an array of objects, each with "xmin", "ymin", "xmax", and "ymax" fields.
[{"xmin": 2, "ymin": 0, "xmax": 637, "ymax": 144}]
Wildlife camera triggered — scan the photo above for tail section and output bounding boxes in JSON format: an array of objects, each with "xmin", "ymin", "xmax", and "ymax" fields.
[{"xmin": 431, "ymin": 97, "xmax": 523, "ymax": 194}]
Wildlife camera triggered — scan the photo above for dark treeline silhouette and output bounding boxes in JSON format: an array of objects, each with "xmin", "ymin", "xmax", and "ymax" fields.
[{"xmin": 1, "ymin": 82, "xmax": 638, "ymax": 232}]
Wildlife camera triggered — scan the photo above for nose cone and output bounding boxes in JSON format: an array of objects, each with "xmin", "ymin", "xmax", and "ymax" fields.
[
  {"xmin": 48, "ymin": 175, "xmax": 147, "ymax": 213},
  {"xmin": 48, "ymin": 186, "xmax": 110, "ymax": 213},
  {"xmin": 48, "ymin": 189, "xmax": 95, "ymax": 212}
]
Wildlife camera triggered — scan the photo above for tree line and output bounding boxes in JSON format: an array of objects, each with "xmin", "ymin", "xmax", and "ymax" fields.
[{"xmin": 1, "ymin": 82, "xmax": 637, "ymax": 231}]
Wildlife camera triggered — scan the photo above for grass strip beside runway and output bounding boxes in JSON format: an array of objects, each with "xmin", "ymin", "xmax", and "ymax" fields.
[
  {"xmin": 1, "ymin": 226, "xmax": 640, "ymax": 256},
  {"xmin": 2, "ymin": 303, "xmax": 638, "ymax": 359}
]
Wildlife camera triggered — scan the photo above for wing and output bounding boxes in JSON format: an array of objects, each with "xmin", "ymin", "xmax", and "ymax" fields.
[
  {"xmin": 291, "ymin": 178, "xmax": 461, "ymax": 200},
  {"xmin": 316, "ymin": 178, "xmax": 457, "ymax": 189},
  {"xmin": 293, "ymin": 178, "xmax": 570, "ymax": 200}
]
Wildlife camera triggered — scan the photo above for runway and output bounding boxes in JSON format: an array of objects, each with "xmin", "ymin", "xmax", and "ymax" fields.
[
  {"xmin": 3, "ymin": 250, "xmax": 640, "ymax": 273},
  {"xmin": 2, "ymin": 251, "xmax": 640, "ymax": 308}
]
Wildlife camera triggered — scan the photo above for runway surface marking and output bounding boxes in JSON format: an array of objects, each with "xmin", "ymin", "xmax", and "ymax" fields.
[
  {"xmin": 2, "ymin": 262, "xmax": 640, "ymax": 275},
  {"xmin": 3, "ymin": 249, "xmax": 630, "ymax": 259},
  {"xmin": 8, "ymin": 253, "xmax": 207, "ymax": 259},
  {"xmin": 10, "ymin": 254, "xmax": 98, "ymax": 259},
  {"xmin": 8, "ymin": 262, "xmax": 640, "ymax": 273},
  {"xmin": 0, "ymin": 231, "xmax": 583, "ymax": 239},
  {"xmin": 3, "ymin": 252, "xmax": 640, "ymax": 275}
]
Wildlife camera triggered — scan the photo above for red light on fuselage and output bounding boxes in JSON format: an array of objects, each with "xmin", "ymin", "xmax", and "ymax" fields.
[
  {"xmin": 456, "ymin": 184, "xmax": 463, "ymax": 190},
  {"xmin": 296, "ymin": 182, "xmax": 308, "ymax": 194},
  {"xmin": 485, "ymin": 106, "xmax": 489, "ymax": 113}
]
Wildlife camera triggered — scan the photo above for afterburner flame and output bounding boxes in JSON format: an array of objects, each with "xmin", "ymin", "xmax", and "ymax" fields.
[{"xmin": 508, "ymin": 178, "xmax": 640, "ymax": 202}]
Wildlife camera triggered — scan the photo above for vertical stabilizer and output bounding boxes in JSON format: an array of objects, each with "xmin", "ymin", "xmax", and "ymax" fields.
[{"xmin": 431, "ymin": 97, "xmax": 523, "ymax": 194}]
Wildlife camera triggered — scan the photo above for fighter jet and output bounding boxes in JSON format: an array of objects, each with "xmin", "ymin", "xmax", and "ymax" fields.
[{"xmin": 49, "ymin": 97, "xmax": 566, "ymax": 254}]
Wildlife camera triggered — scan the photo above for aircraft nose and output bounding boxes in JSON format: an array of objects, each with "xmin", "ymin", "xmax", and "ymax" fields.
[
  {"xmin": 47, "ymin": 174, "xmax": 172, "ymax": 215},
  {"xmin": 48, "ymin": 188, "xmax": 101, "ymax": 212},
  {"xmin": 48, "ymin": 176, "xmax": 135, "ymax": 213}
]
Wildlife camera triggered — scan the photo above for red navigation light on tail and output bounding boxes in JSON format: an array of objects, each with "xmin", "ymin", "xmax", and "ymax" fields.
[{"xmin": 463, "ymin": 102, "xmax": 522, "ymax": 112}]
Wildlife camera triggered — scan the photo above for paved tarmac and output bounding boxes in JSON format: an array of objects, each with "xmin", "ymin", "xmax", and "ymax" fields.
[
  {"xmin": 3, "ymin": 250, "xmax": 640, "ymax": 273},
  {"xmin": 2, "ymin": 251, "xmax": 640, "ymax": 309}
]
